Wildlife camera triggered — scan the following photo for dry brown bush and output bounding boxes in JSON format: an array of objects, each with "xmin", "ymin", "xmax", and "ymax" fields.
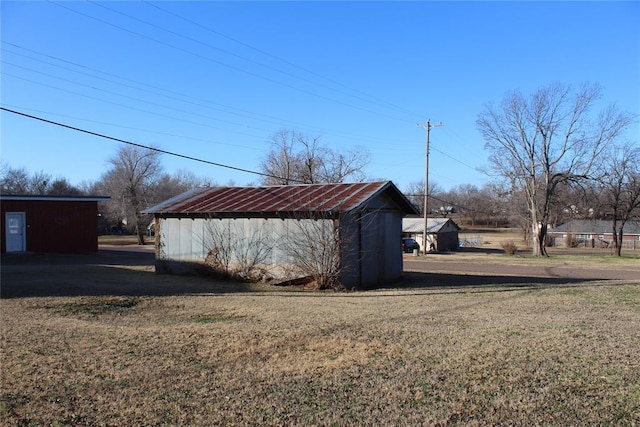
[{"xmin": 501, "ymin": 241, "xmax": 518, "ymax": 255}]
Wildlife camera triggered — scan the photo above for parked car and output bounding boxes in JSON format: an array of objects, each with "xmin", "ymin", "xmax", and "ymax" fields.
[{"xmin": 402, "ymin": 238, "xmax": 420, "ymax": 253}]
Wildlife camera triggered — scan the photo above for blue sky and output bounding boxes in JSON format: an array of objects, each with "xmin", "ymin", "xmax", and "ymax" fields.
[{"xmin": 2, "ymin": 1, "xmax": 639, "ymax": 192}]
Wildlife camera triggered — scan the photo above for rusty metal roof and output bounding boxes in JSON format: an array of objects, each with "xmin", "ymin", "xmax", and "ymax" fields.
[{"xmin": 144, "ymin": 181, "xmax": 418, "ymax": 215}]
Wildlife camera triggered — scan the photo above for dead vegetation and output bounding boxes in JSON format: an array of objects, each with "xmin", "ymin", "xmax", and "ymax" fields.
[
  {"xmin": 1, "ymin": 257, "xmax": 639, "ymax": 425},
  {"xmin": 500, "ymin": 240, "xmax": 519, "ymax": 255}
]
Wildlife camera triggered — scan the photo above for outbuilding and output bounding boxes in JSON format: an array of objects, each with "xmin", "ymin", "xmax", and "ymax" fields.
[
  {"xmin": 144, "ymin": 181, "xmax": 418, "ymax": 289},
  {"xmin": 1, "ymin": 195, "xmax": 110, "ymax": 253},
  {"xmin": 402, "ymin": 217, "xmax": 461, "ymax": 252}
]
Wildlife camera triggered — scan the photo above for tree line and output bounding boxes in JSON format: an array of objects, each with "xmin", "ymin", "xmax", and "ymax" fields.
[
  {"xmin": 1, "ymin": 148, "xmax": 212, "ymax": 245},
  {"xmin": 2, "ymin": 82, "xmax": 638, "ymax": 255},
  {"xmin": 0, "ymin": 131, "xmax": 371, "ymax": 246}
]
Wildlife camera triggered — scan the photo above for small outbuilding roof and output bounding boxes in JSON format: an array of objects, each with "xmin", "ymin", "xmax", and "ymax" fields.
[
  {"xmin": 551, "ymin": 219, "xmax": 640, "ymax": 235},
  {"xmin": 0, "ymin": 195, "xmax": 110, "ymax": 202},
  {"xmin": 144, "ymin": 181, "xmax": 418, "ymax": 215},
  {"xmin": 402, "ymin": 217, "xmax": 461, "ymax": 234}
]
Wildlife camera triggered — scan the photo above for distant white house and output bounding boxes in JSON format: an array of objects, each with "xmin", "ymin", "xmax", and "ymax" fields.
[{"xmin": 402, "ymin": 217, "xmax": 460, "ymax": 252}]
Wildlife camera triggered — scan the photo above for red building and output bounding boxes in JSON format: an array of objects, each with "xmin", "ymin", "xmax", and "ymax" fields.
[{"xmin": 1, "ymin": 195, "xmax": 109, "ymax": 253}]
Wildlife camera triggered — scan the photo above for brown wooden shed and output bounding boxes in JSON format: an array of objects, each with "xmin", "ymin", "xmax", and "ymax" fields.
[{"xmin": 1, "ymin": 195, "xmax": 109, "ymax": 253}]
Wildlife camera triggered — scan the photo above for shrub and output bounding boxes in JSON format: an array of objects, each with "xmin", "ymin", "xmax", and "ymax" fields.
[{"xmin": 501, "ymin": 241, "xmax": 518, "ymax": 255}]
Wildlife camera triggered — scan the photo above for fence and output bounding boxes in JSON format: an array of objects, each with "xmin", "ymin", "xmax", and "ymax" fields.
[
  {"xmin": 549, "ymin": 236, "xmax": 639, "ymax": 251},
  {"xmin": 620, "ymin": 240, "xmax": 639, "ymax": 251},
  {"xmin": 459, "ymin": 235, "xmax": 483, "ymax": 247}
]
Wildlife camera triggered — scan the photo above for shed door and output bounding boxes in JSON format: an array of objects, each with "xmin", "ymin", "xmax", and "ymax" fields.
[{"xmin": 5, "ymin": 212, "xmax": 26, "ymax": 252}]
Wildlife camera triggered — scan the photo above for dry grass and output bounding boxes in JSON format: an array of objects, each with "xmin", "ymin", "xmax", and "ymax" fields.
[
  {"xmin": 2, "ymin": 244, "xmax": 640, "ymax": 425},
  {"xmin": 98, "ymin": 235, "xmax": 154, "ymax": 245},
  {"xmin": 2, "ymin": 262, "xmax": 639, "ymax": 426}
]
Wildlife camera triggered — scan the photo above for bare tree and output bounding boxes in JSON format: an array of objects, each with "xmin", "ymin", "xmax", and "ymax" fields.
[
  {"xmin": 152, "ymin": 169, "xmax": 212, "ymax": 203},
  {"xmin": 28, "ymin": 170, "xmax": 51, "ymax": 194},
  {"xmin": 544, "ymin": 180, "xmax": 598, "ymax": 228},
  {"xmin": 261, "ymin": 129, "xmax": 302, "ymax": 184},
  {"xmin": 477, "ymin": 82, "xmax": 633, "ymax": 256},
  {"xmin": 260, "ymin": 129, "xmax": 370, "ymax": 185},
  {"xmin": 279, "ymin": 214, "xmax": 343, "ymax": 290},
  {"xmin": 1, "ymin": 165, "xmax": 35, "ymax": 194},
  {"xmin": 596, "ymin": 142, "xmax": 640, "ymax": 256},
  {"xmin": 482, "ymin": 181, "xmax": 511, "ymax": 228},
  {"xmin": 453, "ymin": 184, "xmax": 485, "ymax": 226},
  {"xmin": 297, "ymin": 133, "xmax": 328, "ymax": 184},
  {"xmin": 318, "ymin": 146, "xmax": 370, "ymax": 183},
  {"xmin": 403, "ymin": 180, "xmax": 443, "ymax": 215},
  {"xmin": 403, "ymin": 180, "xmax": 425, "ymax": 214},
  {"xmin": 195, "ymin": 212, "xmax": 355, "ymax": 290},
  {"xmin": 1, "ymin": 164, "xmax": 83, "ymax": 196},
  {"xmin": 97, "ymin": 146, "xmax": 162, "ymax": 245},
  {"xmin": 202, "ymin": 219, "xmax": 273, "ymax": 281}
]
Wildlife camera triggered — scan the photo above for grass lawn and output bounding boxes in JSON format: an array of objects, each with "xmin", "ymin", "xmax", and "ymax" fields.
[{"xmin": 1, "ymin": 260, "xmax": 639, "ymax": 425}]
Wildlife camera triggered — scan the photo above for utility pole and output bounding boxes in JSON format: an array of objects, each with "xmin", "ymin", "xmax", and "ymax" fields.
[{"xmin": 417, "ymin": 119, "xmax": 442, "ymax": 254}]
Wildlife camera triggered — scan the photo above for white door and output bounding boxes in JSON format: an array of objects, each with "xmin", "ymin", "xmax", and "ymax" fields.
[{"xmin": 5, "ymin": 212, "xmax": 26, "ymax": 252}]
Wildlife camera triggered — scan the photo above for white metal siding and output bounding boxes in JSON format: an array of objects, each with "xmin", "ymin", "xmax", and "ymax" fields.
[
  {"xmin": 155, "ymin": 191, "xmax": 407, "ymax": 287},
  {"xmin": 157, "ymin": 216, "xmax": 337, "ymax": 278}
]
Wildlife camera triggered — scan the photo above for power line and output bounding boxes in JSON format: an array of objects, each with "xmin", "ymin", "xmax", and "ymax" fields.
[
  {"xmin": 3, "ymin": 105, "xmax": 498, "ymax": 208},
  {"xmin": 47, "ymin": 0, "xmax": 406, "ymax": 122},
  {"xmin": 4, "ymin": 5, "xmax": 490, "ymax": 177},
  {"xmin": 92, "ymin": 0, "xmax": 408, "ymax": 117},
  {"xmin": 404, "ymin": 193, "xmax": 505, "ymax": 217},
  {"xmin": 429, "ymin": 143, "xmax": 497, "ymax": 178},
  {"xmin": 0, "ymin": 106, "xmax": 304, "ymax": 183},
  {"xmin": 1, "ymin": 71, "xmax": 268, "ymax": 142},
  {"xmin": 2, "ymin": 42, "xmax": 409, "ymax": 147},
  {"xmin": 1, "ymin": 63, "xmax": 271, "ymax": 135},
  {"xmin": 5, "ymin": 63, "xmax": 489, "ymax": 184},
  {"xmin": 1, "ymin": 47, "xmax": 287, "ymax": 128},
  {"xmin": 1, "ymin": 103, "xmax": 260, "ymax": 152},
  {"xmin": 1, "ymin": 63, "xmax": 406, "ymax": 150},
  {"xmin": 1, "ymin": 42, "xmax": 303, "ymax": 128},
  {"xmin": 142, "ymin": 0, "xmax": 423, "ymax": 118}
]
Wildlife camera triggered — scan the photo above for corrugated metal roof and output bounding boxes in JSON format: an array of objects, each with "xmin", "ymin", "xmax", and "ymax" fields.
[
  {"xmin": 402, "ymin": 217, "xmax": 461, "ymax": 233},
  {"xmin": 144, "ymin": 181, "xmax": 419, "ymax": 215}
]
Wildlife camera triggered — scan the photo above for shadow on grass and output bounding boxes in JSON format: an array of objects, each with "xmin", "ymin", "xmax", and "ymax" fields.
[
  {"xmin": 0, "ymin": 263, "xmax": 259, "ymax": 298},
  {"xmin": 385, "ymin": 271, "xmax": 605, "ymax": 291},
  {"xmin": 456, "ymin": 247, "xmax": 506, "ymax": 255},
  {"xmin": 2, "ymin": 248, "xmax": 630, "ymax": 299},
  {"xmin": 0, "ymin": 251, "xmax": 259, "ymax": 298},
  {"xmin": 0, "ymin": 249, "xmax": 155, "ymax": 267},
  {"xmin": 1, "ymin": 264, "xmax": 613, "ymax": 300},
  {"xmin": 405, "ymin": 247, "xmax": 506, "ymax": 256}
]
